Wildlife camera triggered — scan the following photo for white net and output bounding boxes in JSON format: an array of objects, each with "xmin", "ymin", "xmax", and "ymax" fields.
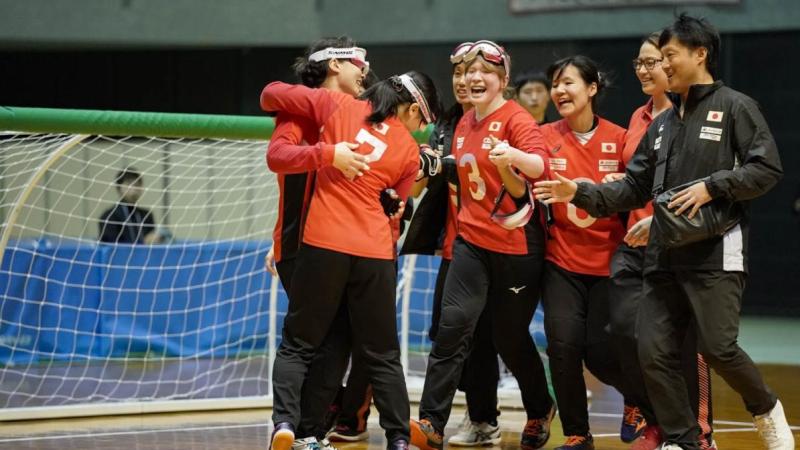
[
  {"xmin": 0, "ymin": 132, "xmax": 279, "ymax": 414},
  {"xmin": 0, "ymin": 127, "xmax": 543, "ymax": 418}
]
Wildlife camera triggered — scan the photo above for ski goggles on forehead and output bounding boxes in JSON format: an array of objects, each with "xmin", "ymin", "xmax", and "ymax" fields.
[
  {"xmin": 450, "ymin": 40, "xmax": 510, "ymax": 74},
  {"xmin": 398, "ymin": 74, "xmax": 435, "ymax": 124},
  {"xmin": 449, "ymin": 41, "xmax": 474, "ymax": 64},
  {"xmin": 490, "ymin": 183, "xmax": 536, "ymax": 230},
  {"xmin": 308, "ymin": 46, "xmax": 370, "ymax": 74}
]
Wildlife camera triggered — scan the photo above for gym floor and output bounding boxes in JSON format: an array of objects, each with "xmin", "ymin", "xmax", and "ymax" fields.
[{"xmin": 0, "ymin": 317, "xmax": 797, "ymax": 450}]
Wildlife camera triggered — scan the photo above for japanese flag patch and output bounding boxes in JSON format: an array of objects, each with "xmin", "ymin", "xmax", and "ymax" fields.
[
  {"xmin": 601, "ymin": 142, "xmax": 617, "ymax": 153},
  {"xmin": 488, "ymin": 121, "xmax": 502, "ymax": 132},
  {"xmin": 707, "ymin": 111, "xmax": 724, "ymax": 122}
]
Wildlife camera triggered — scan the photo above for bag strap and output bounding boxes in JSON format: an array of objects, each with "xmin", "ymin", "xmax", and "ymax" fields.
[
  {"xmin": 490, "ymin": 186, "xmax": 509, "ymax": 217},
  {"xmin": 651, "ymin": 110, "xmax": 674, "ymax": 196}
]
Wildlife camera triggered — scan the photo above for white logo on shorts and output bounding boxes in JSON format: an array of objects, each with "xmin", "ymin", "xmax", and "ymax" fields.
[{"xmin": 508, "ymin": 286, "xmax": 527, "ymax": 294}]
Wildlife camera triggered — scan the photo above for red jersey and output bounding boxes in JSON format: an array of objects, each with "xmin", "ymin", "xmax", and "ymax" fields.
[
  {"xmin": 452, "ymin": 100, "xmax": 549, "ymax": 255},
  {"xmin": 441, "ymin": 180, "xmax": 459, "ymax": 260},
  {"xmin": 260, "ymin": 82, "xmax": 419, "ymax": 260},
  {"xmin": 540, "ymin": 118, "xmax": 626, "ymax": 275},
  {"xmin": 266, "ymin": 113, "xmax": 321, "ymax": 263},
  {"xmin": 623, "ymin": 100, "xmax": 656, "ymax": 231}
]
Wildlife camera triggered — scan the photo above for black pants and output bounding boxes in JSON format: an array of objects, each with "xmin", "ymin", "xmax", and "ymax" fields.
[
  {"xmin": 333, "ymin": 354, "xmax": 373, "ymax": 431},
  {"xmin": 638, "ymin": 269, "xmax": 777, "ymax": 449},
  {"xmin": 430, "ymin": 258, "xmax": 500, "ymax": 424},
  {"xmin": 420, "ymin": 238, "xmax": 551, "ymax": 432},
  {"xmin": 609, "ymin": 245, "xmax": 714, "ymax": 445},
  {"xmin": 541, "ymin": 261, "xmax": 627, "ymax": 437},
  {"xmin": 275, "ymin": 258, "xmax": 352, "ymax": 439},
  {"xmin": 272, "ymin": 245, "xmax": 409, "ymax": 444}
]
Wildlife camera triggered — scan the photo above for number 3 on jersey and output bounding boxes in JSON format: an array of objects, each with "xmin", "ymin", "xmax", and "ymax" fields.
[
  {"xmin": 355, "ymin": 123, "xmax": 389, "ymax": 162},
  {"xmin": 459, "ymin": 153, "xmax": 486, "ymax": 201}
]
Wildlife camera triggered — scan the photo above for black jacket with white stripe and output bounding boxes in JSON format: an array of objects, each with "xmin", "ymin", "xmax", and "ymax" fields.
[{"xmin": 572, "ymin": 81, "xmax": 783, "ymax": 273}]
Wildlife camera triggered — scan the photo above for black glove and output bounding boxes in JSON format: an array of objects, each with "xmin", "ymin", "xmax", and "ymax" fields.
[
  {"xmin": 419, "ymin": 146, "xmax": 441, "ymax": 179},
  {"xmin": 380, "ymin": 188, "xmax": 402, "ymax": 217}
]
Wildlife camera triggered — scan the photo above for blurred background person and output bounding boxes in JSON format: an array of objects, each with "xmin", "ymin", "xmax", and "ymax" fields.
[
  {"xmin": 514, "ymin": 71, "xmax": 554, "ymax": 125},
  {"xmin": 98, "ymin": 167, "xmax": 164, "ymax": 244}
]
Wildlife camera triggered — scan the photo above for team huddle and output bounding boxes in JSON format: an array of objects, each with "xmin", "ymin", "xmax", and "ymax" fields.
[{"xmin": 260, "ymin": 13, "xmax": 793, "ymax": 450}]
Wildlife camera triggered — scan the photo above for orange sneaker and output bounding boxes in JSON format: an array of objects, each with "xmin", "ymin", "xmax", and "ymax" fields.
[
  {"xmin": 410, "ymin": 418, "xmax": 443, "ymax": 450},
  {"xmin": 520, "ymin": 404, "xmax": 556, "ymax": 450},
  {"xmin": 554, "ymin": 434, "xmax": 594, "ymax": 450}
]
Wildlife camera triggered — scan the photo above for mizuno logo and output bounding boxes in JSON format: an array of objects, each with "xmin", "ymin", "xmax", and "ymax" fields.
[{"xmin": 509, "ymin": 286, "xmax": 527, "ymax": 294}]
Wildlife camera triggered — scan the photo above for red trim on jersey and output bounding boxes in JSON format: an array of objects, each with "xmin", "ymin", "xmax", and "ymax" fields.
[
  {"xmin": 623, "ymin": 99, "xmax": 655, "ymax": 230},
  {"xmin": 262, "ymin": 82, "xmax": 419, "ymax": 260},
  {"xmin": 541, "ymin": 117, "xmax": 626, "ymax": 275},
  {"xmin": 267, "ymin": 112, "xmax": 335, "ymax": 174},
  {"xmin": 453, "ymin": 100, "xmax": 548, "ymax": 255}
]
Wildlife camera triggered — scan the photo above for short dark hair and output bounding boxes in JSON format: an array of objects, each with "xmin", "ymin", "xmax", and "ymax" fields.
[
  {"xmin": 513, "ymin": 70, "xmax": 549, "ymax": 95},
  {"xmin": 547, "ymin": 55, "xmax": 609, "ymax": 111},
  {"xmin": 659, "ymin": 13, "xmax": 720, "ymax": 78},
  {"xmin": 360, "ymin": 71, "xmax": 442, "ymax": 125},
  {"xmin": 115, "ymin": 167, "xmax": 142, "ymax": 186},
  {"xmin": 292, "ymin": 36, "xmax": 357, "ymax": 88}
]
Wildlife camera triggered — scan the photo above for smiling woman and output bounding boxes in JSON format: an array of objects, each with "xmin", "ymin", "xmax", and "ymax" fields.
[
  {"xmin": 410, "ymin": 40, "xmax": 556, "ymax": 450},
  {"xmin": 536, "ymin": 54, "xmax": 630, "ymax": 449}
]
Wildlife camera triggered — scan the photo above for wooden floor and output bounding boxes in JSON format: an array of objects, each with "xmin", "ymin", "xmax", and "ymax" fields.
[{"xmin": 0, "ymin": 364, "xmax": 797, "ymax": 450}]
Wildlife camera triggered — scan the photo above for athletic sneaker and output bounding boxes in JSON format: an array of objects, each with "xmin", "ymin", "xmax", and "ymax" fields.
[
  {"xmin": 319, "ymin": 438, "xmax": 338, "ymax": 450},
  {"xmin": 631, "ymin": 425, "xmax": 664, "ymax": 450},
  {"xmin": 520, "ymin": 404, "xmax": 556, "ymax": 450},
  {"xmin": 292, "ymin": 437, "xmax": 322, "ymax": 450},
  {"xmin": 388, "ymin": 439, "xmax": 409, "ymax": 450},
  {"xmin": 410, "ymin": 418, "xmax": 443, "ymax": 450},
  {"xmin": 326, "ymin": 423, "xmax": 369, "ymax": 442},
  {"xmin": 447, "ymin": 419, "xmax": 501, "ymax": 446},
  {"xmin": 621, "ymin": 404, "xmax": 648, "ymax": 443},
  {"xmin": 754, "ymin": 399, "xmax": 795, "ymax": 450},
  {"xmin": 271, "ymin": 422, "xmax": 295, "ymax": 450},
  {"xmin": 659, "ymin": 445, "xmax": 683, "ymax": 450},
  {"xmin": 554, "ymin": 434, "xmax": 594, "ymax": 450}
]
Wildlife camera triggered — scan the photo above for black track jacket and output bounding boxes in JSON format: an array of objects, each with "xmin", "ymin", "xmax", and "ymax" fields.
[{"xmin": 571, "ymin": 81, "xmax": 782, "ymax": 274}]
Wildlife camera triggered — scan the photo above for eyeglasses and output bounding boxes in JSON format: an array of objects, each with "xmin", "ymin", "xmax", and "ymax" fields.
[
  {"xmin": 450, "ymin": 40, "xmax": 510, "ymax": 74},
  {"xmin": 308, "ymin": 46, "xmax": 370, "ymax": 75},
  {"xmin": 632, "ymin": 57, "xmax": 663, "ymax": 71}
]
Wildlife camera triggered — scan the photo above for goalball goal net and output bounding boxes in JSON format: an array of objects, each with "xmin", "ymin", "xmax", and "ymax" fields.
[{"xmin": 0, "ymin": 107, "xmax": 543, "ymax": 421}]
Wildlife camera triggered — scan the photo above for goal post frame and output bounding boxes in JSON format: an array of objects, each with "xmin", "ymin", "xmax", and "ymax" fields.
[{"xmin": 0, "ymin": 106, "xmax": 432, "ymax": 421}]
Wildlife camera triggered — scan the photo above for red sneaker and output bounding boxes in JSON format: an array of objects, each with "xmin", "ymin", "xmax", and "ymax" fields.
[{"xmin": 630, "ymin": 425, "xmax": 664, "ymax": 450}]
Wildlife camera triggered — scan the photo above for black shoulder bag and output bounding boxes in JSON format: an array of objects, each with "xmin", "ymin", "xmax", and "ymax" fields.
[{"xmin": 651, "ymin": 114, "xmax": 741, "ymax": 248}]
